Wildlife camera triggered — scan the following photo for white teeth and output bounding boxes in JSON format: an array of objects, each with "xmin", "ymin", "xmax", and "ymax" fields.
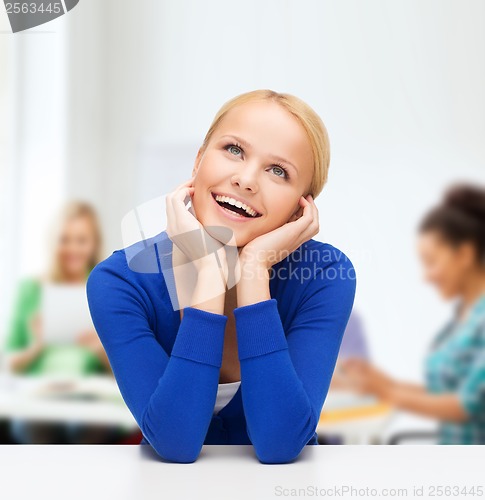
[{"xmin": 214, "ymin": 194, "xmax": 259, "ymax": 217}]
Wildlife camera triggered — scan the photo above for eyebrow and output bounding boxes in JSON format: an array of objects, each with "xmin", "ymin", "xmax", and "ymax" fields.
[{"xmin": 218, "ymin": 134, "xmax": 299, "ymax": 174}]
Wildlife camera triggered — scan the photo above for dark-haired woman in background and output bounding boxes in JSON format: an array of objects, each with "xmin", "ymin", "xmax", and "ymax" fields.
[{"xmin": 339, "ymin": 183, "xmax": 485, "ymax": 444}]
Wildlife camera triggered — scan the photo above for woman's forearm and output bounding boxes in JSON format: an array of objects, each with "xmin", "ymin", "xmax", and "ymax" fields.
[
  {"xmin": 231, "ymin": 255, "xmax": 357, "ymax": 463},
  {"xmin": 191, "ymin": 259, "xmax": 226, "ymax": 316},
  {"xmin": 387, "ymin": 381, "xmax": 469, "ymax": 422},
  {"xmin": 236, "ymin": 263, "xmax": 271, "ymax": 307},
  {"xmin": 171, "ymin": 246, "xmax": 227, "ymax": 316},
  {"xmin": 6, "ymin": 342, "xmax": 42, "ymax": 373},
  {"xmin": 95, "ymin": 345, "xmax": 113, "ymax": 373},
  {"xmin": 87, "ymin": 251, "xmax": 228, "ymax": 463},
  {"xmin": 396, "ymin": 381, "xmax": 427, "ymax": 394}
]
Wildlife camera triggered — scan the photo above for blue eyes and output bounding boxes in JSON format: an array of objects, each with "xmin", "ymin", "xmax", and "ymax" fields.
[
  {"xmin": 224, "ymin": 143, "xmax": 290, "ymax": 180},
  {"xmin": 227, "ymin": 144, "xmax": 242, "ymax": 156}
]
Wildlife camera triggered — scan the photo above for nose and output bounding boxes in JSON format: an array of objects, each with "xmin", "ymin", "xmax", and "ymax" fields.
[{"xmin": 231, "ymin": 162, "xmax": 260, "ymax": 193}]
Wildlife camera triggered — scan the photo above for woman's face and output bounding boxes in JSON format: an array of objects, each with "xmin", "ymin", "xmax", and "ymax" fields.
[
  {"xmin": 57, "ymin": 216, "xmax": 98, "ymax": 279},
  {"xmin": 189, "ymin": 100, "xmax": 314, "ymax": 248},
  {"xmin": 417, "ymin": 230, "xmax": 477, "ymax": 299}
]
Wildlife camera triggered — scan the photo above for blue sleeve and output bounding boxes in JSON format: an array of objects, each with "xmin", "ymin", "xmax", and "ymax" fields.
[
  {"xmin": 86, "ymin": 252, "xmax": 228, "ymax": 463},
  {"xmin": 233, "ymin": 254, "xmax": 356, "ymax": 464}
]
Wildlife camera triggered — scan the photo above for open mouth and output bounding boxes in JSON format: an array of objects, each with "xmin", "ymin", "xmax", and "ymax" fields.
[{"xmin": 211, "ymin": 192, "xmax": 262, "ymax": 219}]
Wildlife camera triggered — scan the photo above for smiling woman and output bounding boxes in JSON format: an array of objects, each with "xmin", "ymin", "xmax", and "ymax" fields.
[
  {"xmin": 188, "ymin": 90, "xmax": 330, "ymax": 250},
  {"xmin": 86, "ymin": 89, "xmax": 356, "ymax": 464},
  {"xmin": 3, "ymin": 201, "xmax": 126, "ymax": 445},
  {"xmin": 339, "ymin": 183, "xmax": 485, "ymax": 445}
]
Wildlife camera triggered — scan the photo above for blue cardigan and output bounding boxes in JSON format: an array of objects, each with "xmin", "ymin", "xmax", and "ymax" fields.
[{"xmin": 86, "ymin": 230, "xmax": 356, "ymax": 463}]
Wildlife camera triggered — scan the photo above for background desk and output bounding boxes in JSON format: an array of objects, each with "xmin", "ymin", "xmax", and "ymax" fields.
[
  {"xmin": 0, "ymin": 374, "xmax": 138, "ymax": 428},
  {"xmin": 0, "ymin": 376, "xmax": 438, "ymax": 445},
  {"xmin": 0, "ymin": 445, "xmax": 483, "ymax": 500},
  {"xmin": 318, "ymin": 389, "xmax": 395, "ymax": 444}
]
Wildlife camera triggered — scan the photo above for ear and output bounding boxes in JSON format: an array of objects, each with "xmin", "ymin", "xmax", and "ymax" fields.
[
  {"xmin": 192, "ymin": 147, "xmax": 203, "ymax": 177},
  {"xmin": 288, "ymin": 204, "xmax": 303, "ymax": 223},
  {"xmin": 458, "ymin": 241, "xmax": 478, "ymax": 268}
]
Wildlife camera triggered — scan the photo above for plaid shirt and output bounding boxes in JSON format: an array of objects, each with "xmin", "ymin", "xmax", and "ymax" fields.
[{"xmin": 425, "ymin": 293, "xmax": 485, "ymax": 444}]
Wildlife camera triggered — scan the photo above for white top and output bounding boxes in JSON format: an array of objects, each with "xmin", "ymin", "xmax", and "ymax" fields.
[{"xmin": 213, "ymin": 381, "xmax": 241, "ymax": 415}]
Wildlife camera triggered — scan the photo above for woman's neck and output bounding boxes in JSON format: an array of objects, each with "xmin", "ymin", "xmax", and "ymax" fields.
[
  {"xmin": 458, "ymin": 268, "xmax": 485, "ymax": 321},
  {"xmin": 62, "ymin": 271, "xmax": 87, "ymax": 283}
]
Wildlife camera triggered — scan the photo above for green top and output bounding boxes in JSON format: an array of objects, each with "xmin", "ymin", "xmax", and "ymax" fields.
[{"xmin": 4, "ymin": 276, "xmax": 107, "ymax": 376}]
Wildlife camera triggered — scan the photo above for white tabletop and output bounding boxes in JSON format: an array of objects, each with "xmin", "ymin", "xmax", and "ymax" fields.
[
  {"xmin": 0, "ymin": 444, "xmax": 483, "ymax": 500},
  {"xmin": 0, "ymin": 374, "xmax": 138, "ymax": 428}
]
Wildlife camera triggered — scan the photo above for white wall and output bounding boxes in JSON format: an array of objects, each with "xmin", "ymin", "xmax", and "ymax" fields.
[{"xmin": 0, "ymin": 11, "xmax": 68, "ymax": 343}]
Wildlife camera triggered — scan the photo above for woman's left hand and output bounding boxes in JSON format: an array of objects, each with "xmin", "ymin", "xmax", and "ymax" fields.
[
  {"xmin": 76, "ymin": 328, "xmax": 104, "ymax": 356},
  {"xmin": 338, "ymin": 357, "xmax": 395, "ymax": 401},
  {"xmin": 240, "ymin": 194, "xmax": 319, "ymax": 270}
]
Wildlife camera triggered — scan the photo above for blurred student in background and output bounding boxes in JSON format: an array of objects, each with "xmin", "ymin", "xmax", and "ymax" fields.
[
  {"xmin": 329, "ymin": 310, "xmax": 370, "ymax": 394},
  {"xmin": 4, "ymin": 201, "xmax": 123, "ymax": 444},
  {"xmin": 339, "ymin": 183, "xmax": 485, "ymax": 444}
]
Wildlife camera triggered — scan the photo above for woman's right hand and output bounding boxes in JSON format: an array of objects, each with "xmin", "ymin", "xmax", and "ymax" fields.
[
  {"xmin": 337, "ymin": 357, "xmax": 395, "ymax": 400},
  {"xmin": 6, "ymin": 312, "xmax": 44, "ymax": 373},
  {"xmin": 165, "ymin": 176, "xmax": 229, "ymax": 276},
  {"xmin": 29, "ymin": 312, "xmax": 44, "ymax": 350}
]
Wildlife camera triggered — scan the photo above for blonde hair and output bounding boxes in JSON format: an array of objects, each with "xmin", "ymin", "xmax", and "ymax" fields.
[
  {"xmin": 198, "ymin": 89, "xmax": 331, "ymax": 199},
  {"xmin": 44, "ymin": 201, "xmax": 104, "ymax": 283}
]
